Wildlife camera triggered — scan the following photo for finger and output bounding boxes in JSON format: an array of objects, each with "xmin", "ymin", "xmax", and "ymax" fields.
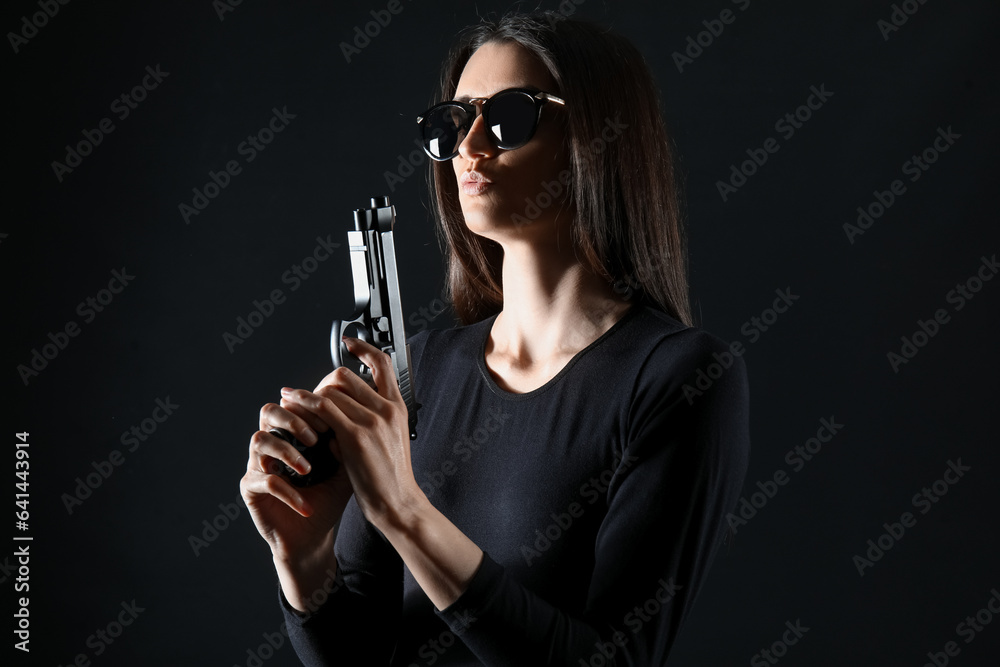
[
  {"xmin": 260, "ymin": 401, "xmax": 318, "ymax": 446},
  {"xmin": 343, "ymin": 336, "xmax": 402, "ymax": 404},
  {"xmin": 314, "ymin": 366, "xmax": 377, "ymax": 413},
  {"xmin": 240, "ymin": 469, "xmax": 312, "ymax": 517},
  {"xmin": 279, "ymin": 386, "xmax": 357, "ymax": 433},
  {"xmin": 248, "ymin": 430, "xmax": 312, "ymax": 477},
  {"xmin": 279, "ymin": 397, "xmax": 345, "ymax": 462},
  {"xmin": 280, "ymin": 396, "xmax": 331, "ymax": 435}
]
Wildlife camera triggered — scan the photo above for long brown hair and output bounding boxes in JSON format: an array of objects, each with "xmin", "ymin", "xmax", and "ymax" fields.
[{"xmin": 428, "ymin": 11, "xmax": 692, "ymax": 326}]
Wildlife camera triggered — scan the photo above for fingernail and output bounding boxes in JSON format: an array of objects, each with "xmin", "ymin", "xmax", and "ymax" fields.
[
  {"xmin": 298, "ymin": 496, "xmax": 311, "ymax": 515},
  {"xmin": 280, "ymin": 387, "xmax": 293, "ymax": 396},
  {"xmin": 298, "ymin": 456, "xmax": 312, "ymax": 474},
  {"xmin": 302, "ymin": 429, "xmax": 317, "ymax": 446}
]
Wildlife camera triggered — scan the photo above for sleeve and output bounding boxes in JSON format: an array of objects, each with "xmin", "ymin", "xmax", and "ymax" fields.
[
  {"xmin": 278, "ymin": 496, "xmax": 404, "ymax": 666},
  {"xmin": 277, "ymin": 330, "xmax": 434, "ymax": 666},
  {"xmin": 431, "ymin": 332, "xmax": 751, "ymax": 665}
]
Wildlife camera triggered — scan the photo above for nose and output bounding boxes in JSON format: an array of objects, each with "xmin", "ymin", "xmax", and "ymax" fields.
[{"xmin": 457, "ymin": 106, "xmax": 496, "ymax": 161}]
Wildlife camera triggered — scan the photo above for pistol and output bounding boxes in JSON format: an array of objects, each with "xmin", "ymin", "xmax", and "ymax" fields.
[{"xmin": 271, "ymin": 196, "xmax": 419, "ymax": 487}]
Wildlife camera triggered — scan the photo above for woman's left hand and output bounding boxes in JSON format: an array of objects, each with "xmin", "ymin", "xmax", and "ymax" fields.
[{"xmin": 279, "ymin": 336, "xmax": 424, "ymax": 532}]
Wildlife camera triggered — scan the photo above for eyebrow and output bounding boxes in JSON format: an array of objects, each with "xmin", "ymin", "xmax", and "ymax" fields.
[{"xmin": 453, "ymin": 86, "xmax": 542, "ymax": 103}]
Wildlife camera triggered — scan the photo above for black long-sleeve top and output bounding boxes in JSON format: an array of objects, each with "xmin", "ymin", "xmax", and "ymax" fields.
[{"xmin": 277, "ymin": 305, "xmax": 751, "ymax": 665}]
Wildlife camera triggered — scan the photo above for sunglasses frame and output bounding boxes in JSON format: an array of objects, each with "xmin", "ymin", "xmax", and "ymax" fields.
[{"xmin": 416, "ymin": 87, "xmax": 566, "ymax": 161}]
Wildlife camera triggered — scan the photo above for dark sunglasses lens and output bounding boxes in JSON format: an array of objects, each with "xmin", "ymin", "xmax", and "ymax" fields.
[
  {"xmin": 422, "ymin": 104, "xmax": 468, "ymax": 160},
  {"xmin": 487, "ymin": 92, "xmax": 537, "ymax": 148}
]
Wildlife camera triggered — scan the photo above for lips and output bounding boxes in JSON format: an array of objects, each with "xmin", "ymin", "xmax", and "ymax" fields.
[{"xmin": 460, "ymin": 170, "xmax": 493, "ymax": 195}]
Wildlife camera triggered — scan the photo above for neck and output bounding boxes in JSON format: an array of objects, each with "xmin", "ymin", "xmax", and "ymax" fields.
[{"xmin": 489, "ymin": 234, "xmax": 632, "ymax": 368}]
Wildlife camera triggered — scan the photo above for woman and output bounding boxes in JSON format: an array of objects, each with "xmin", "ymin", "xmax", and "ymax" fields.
[{"xmin": 240, "ymin": 11, "xmax": 750, "ymax": 665}]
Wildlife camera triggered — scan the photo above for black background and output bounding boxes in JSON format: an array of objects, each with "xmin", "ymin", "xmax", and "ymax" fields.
[{"xmin": 5, "ymin": 0, "xmax": 999, "ymax": 665}]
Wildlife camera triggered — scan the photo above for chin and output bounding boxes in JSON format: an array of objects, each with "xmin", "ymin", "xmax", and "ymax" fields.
[
  {"xmin": 459, "ymin": 195, "xmax": 504, "ymax": 227},
  {"xmin": 459, "ymin": 189, "xmax": 552, "ymax": 241},
  {"xmin": 460, "ymin": 208, "xmax": 501, "ymax": 239}
]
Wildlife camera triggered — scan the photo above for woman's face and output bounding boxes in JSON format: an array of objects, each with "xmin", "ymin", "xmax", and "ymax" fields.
[{"xmin": 451, "ymin": 41, "xmax": 572, "ymax": 242}]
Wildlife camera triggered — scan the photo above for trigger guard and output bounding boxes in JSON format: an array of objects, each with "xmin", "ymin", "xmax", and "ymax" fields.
[{"xmin": 330, "ymin": 319, "xmax": 368, "ymax": 375}]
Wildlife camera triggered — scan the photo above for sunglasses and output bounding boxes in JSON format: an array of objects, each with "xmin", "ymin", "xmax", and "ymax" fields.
[{"xmin": 416, "ymin": 87, "xmax": 566, "ymax": 161}]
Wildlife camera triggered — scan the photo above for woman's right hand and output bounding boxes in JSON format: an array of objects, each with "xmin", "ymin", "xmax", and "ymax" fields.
[{"xmin": 239, "ymin": 395, "xmax": 354, "ymax": 609}]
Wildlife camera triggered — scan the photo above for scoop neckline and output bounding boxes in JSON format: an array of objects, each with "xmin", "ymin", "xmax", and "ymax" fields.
[{"xmin": 475, "ymin": 304, "xmax": 641, "ymax": 400}]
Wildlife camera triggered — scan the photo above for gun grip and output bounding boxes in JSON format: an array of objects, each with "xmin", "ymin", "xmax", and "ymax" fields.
[{"xmin": 269, "ymin": 428, "xmax": 340, "ymax": 488}]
